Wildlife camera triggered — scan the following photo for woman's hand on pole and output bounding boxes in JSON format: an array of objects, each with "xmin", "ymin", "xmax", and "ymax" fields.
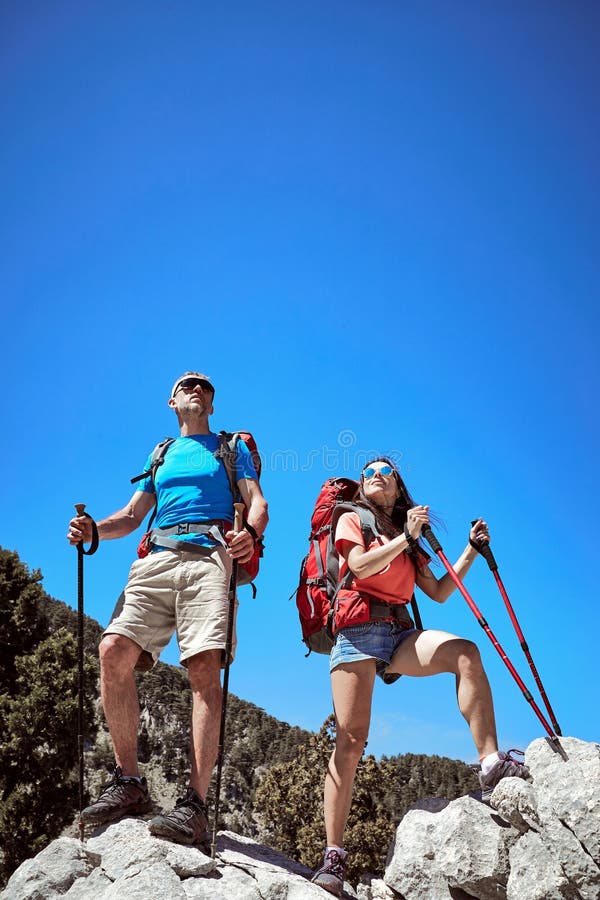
[
  {"xmin": 406, "ymin": 505, "xmax": 430, "ymax": 539},
  {"xmin": 469, "ymin": 518, "xmax": 490, "ymax": 550}
]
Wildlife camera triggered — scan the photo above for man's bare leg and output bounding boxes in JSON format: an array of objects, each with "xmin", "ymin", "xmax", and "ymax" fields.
[
  {"xmin": 187, "ymin": 649, "xmax": 223, "ymax": 800},
  {"xmin": 99, "ymin": 633, "xmax": 143, "ymax": 775}
]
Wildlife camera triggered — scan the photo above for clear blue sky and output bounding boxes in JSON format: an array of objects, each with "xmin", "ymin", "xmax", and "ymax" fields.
[{"xmin": 1, "ymin": 1, "xmax": 598, "ymax": 762}]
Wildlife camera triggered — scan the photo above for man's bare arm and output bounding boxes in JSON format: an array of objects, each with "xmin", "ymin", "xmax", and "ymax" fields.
[{"xmin": 67, "ymin": 491, "xmax": 156, "ymax": 545}]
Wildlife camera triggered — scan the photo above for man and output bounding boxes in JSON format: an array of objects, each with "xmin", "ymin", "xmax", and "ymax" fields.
[{"xmin": 67, "ymin": 372, "xmax": 268, "ymax": 847}]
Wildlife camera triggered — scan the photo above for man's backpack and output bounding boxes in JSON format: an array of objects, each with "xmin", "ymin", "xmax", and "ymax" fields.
[{"xmin": 131, "ymin": 430, "xmax": 264, "ymax": 588}]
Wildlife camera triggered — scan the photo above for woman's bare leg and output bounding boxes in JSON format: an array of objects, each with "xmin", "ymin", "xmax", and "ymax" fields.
[
  {"xmin": 386, "ymin": 630, "xmax": 498, "ymax": 758},
  {"xmin": 324, "ymin": 659, "xmax": 377, "ymax": 846}
]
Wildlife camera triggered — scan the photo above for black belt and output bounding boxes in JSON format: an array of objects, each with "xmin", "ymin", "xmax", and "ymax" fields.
[{"xmin": 369, "ymin": 601, "xmax": 413, "ymax": 627}]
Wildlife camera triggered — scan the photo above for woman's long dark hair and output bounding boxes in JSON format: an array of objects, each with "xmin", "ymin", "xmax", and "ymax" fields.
[{"xmin": 354, "ymin": 456, "xmax": 430, "ymax": 562}]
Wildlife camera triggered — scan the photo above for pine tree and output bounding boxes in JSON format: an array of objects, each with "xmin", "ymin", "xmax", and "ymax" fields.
[{"xmin": 0, "ymin": 548, "xmax": 97, "ymax": 885}]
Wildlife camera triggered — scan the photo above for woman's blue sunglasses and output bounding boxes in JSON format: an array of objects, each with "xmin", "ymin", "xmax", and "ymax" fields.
[{"xmin": 362, "ymin": 465, "xmax": 394, "ymax": 480}]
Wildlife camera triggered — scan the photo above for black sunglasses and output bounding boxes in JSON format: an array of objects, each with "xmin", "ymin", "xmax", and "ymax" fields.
[{"xmin": 175, "ymin": 377, "xmax": 214, "ymax": 395}]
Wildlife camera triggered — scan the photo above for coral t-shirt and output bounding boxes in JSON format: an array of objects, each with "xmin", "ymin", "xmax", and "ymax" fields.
[{"xmin": 335, "ymin": 511, "xmax": 427, "ymax": 606}]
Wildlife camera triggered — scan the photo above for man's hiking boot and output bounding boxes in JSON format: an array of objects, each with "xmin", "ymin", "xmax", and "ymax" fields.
[
  {"xmin": 310, "ymin": 848, "xmax": 347, "ymax": 897},
  {"xmin": 81, "ymin": 766, "xmax": 153, "ymax": 825},
  {"xmin": 148, "ymin": 787, "xmax": 209, "ymax": 848},
  {"xmin": 479, "ymin": 749, "xmax": 530, "ymax": 802}
]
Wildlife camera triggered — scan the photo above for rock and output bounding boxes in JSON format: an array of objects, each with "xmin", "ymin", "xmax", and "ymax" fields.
[
  {"xmin": 507, "ymin": 823, "xmax": 600, "ymax": 900},
  {"xmin": 385, "ymin": 795, "xmax": 518, "ymax": 900},
  {"xmin": 2, "ymin": 824, "xmax": 325, "ymax": 900},
  {"xmin": 64, "ymin": 868, "xmax": 113, "ymax": 897},
  {"xmin": 357, "ymin": 874, "xmax": 398, "ymax": 899},
  {"xmin": 0, "ymin": 837, "xmax": 97, "ymax": 900},
  {"xmin": 490, "ymin": 778, "xmax": 541, "ymax": 833},
  {"xmin": 165, "ymin": 844, "xmax": 216, "ymax": 878},
  {"xmin": 383, "ymin": 736, "xmax": 600, "ymax": 900},
  {"xmin": 3, "ymin": 737, "xmax": 598, "ymax": 900},
  {"xmin": 216, "ymin": 832, "xmax": 331, "ymax": 898},
  {"xmin": 103, "ymin": 861, "xmax": 187, "ymax": 899},
  {"xmin": 507, "ymin": 831, "xmax": 574, "ymax": 900},
  {"xmin": 86, "ymin": 818, "xmax": 169, "ymax": 880},
  {"xmin": 181, "ymin": 865, "xmax": 262, "ymax": 898},
  {"xmin": 525, "ymin": 736, "xmax": 600, "ymax": 864}
]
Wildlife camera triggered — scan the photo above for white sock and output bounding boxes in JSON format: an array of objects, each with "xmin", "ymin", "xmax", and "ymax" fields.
[{"xmin": 480, "ymin": 751, "xmax": 501, "ymax": 774}]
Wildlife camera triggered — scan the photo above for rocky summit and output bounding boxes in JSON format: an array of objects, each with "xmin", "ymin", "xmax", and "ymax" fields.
[{"xmin": 2, "ymin": 736, "xmax": 598, "ymax": 900}]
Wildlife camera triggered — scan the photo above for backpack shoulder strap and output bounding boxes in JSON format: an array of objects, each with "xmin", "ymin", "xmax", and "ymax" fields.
[
  {"xmin": 215, "ymin": 431, "xmax": 240, "ymax": 502},
  {"xmin": 130, "ymin": 437, "xmax": 176, "ymax": 485},
  {"xmin": 130, "ymin": 437, "xmax": 175, "ymax": 535},
  {"xmin": 330, "ymin": 502, "xmax": 379, "ymax": 544},
  {"xmin": 326, "ymin": 502, "xmax": 380, "ymax": 595}
]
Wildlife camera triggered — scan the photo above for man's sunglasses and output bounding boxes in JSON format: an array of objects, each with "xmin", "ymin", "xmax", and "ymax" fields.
[
  {"xmin": 175, "ymin": 377, "xmax": 214, "ymax": 395},
  {"xmin": 362, "ymin": 465, "xmax": 394, "ymax": 480}
]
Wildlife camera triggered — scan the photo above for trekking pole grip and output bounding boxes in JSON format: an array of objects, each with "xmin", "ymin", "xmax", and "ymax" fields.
[
  {"xmin": 470, "ymin": 519, "xmax": 498, "ymax": 571},
  {"xmin": 233, "ymin": 502, "xmax": 244, "ymax": 533},
  {"xmin": 422, "ymin": 524, "xmax": 443, "ymax": 554},
  {"xmin": 74, "ymin": 504, "xmax": 99, "ymax": 556}
]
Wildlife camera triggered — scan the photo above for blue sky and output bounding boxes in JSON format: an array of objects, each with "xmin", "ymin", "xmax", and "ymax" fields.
[{"xmin": 1, "ymin": 1, "xmax": 598, "ymax": 762}]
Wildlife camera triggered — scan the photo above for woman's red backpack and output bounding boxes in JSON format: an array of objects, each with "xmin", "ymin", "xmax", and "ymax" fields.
[{"xmin": 294, "ymin": 477, "xmax": 375, "ymax": 655}]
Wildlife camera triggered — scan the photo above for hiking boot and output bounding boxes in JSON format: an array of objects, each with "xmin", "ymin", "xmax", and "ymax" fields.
[
  {"xmin": 81, "ymin": 766, "xmax": 153, "ymax": 825},
  {"xmin": 479, "ymin": 749, "xmax": 530, "ymax": 802},
  {"xmin": 310, "ymin": 848, "xmax": 347, "ymax": 897},
  {"xmin": 147, "ymin": 787, "xmax": 209, "ymax": 847}
]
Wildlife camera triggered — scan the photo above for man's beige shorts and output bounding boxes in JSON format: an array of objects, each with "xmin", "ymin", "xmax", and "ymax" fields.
[{"xmin": 104, "ymin": 545, "xmax": 235, "ymax": 668}]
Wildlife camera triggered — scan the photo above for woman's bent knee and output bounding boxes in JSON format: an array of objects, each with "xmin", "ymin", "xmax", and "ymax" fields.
[{"xmin": 456, "ymin": 639, "xmax": 483, "ymax": 672}]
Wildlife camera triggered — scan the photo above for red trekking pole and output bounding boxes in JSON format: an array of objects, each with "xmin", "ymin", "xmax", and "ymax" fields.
[
  {"xmin": 470, "ymin": 522, "xmax": 562, "ymax": 736},
  {"xmin": 421, "ymin": 525, "xmax": 558, "ymax": 741}
]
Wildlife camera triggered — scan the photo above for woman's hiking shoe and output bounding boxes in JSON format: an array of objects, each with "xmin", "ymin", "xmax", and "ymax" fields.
[
  {"xmin": 147, "ymin": 787, "xmax": 209, "ymax": 847},
  {"xmin": 478, "ymin": 749, "xmax": 530, "ymax": 802},
  {"xmin": 310, "ymin": 848, "xmax": 347, "ymax": 897},
  {"xmin": 81, "ymin": 766, "xmax": 153, "ymax": 825}
]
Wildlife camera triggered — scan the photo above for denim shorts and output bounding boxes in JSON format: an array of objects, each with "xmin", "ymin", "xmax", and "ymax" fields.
[{"xmin": 329, "ymin": 621, "xmax": 418, "ymax": 684}]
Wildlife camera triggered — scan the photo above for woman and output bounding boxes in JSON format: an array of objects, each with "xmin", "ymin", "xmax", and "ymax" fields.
[{"xmin": 311, "ymin": 457, "xmax": 529, "ymax": 897}]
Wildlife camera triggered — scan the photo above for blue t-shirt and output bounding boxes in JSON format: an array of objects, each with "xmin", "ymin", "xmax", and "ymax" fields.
[{"xmin": 137, "ymin": 434, "xmax": 258, "ymax": 547}]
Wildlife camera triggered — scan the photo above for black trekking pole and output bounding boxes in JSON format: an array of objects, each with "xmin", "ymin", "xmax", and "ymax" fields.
[
  {"xmin": 470, "ymin": 521, "xmax": 562, "ymax": 736},
  {"xmin": 73, "ymin": 503, "xmax": 99, "ymax": 842},
  {"xmin": 211, "ymin": 502, "xmax": 244, "ymax": 859},
  {"xmin": 420, "ymin": 524, "xmax": 559, "ymax": 742}
]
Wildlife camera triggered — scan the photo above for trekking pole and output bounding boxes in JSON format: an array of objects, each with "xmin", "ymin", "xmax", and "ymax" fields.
[
  {"xmin": 73, "ymin": 504, "xmax": 99, "ymax": 842},
  {"xmin": 470, "ymin": 522, "xmax": 562, "ymax": 736},
  {"xmin": 211, "ymin": 502, "xmax": 245, "ymax": 859},
  {"xmin": 420, "ymin": 524, "xmax": 558, "ymax": 741}
]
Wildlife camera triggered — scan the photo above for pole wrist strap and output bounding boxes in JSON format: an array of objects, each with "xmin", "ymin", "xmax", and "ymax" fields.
[
  {"xmin": 79, "ymin": 517, "xmax": 99, "ymax": 556},
  {"xmin": 404, "ymin": 522, "xmax": 419, "ymax": 552}
]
